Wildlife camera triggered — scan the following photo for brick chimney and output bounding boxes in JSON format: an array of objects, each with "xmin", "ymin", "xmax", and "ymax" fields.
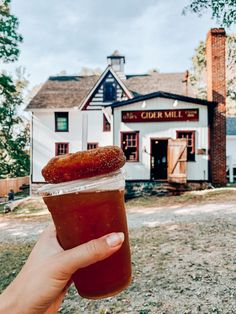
[{"xmin": 206, "ymin": 28, "xmax": 227, "ymax": 185}]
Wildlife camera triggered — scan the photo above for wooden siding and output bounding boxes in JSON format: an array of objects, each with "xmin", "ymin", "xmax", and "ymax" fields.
[
  {"xmin": 167, "ymin": 138, "xmax": 187, "ymax": 184},
  {"xmin": 87, "ymin": 72, "xmax": 128, "ymax": 110},
  {"xmin": 0, "ymin": 176, "xmax": 29, "ymax": 197}
]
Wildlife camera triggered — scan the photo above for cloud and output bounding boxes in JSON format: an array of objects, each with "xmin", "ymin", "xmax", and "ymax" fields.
[{"xmin": 5, "ymin": 0, "xmax": 236, "ymax": 89}]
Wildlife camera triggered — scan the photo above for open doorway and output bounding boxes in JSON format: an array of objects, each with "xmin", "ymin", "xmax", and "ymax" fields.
[{"xmin": 150, "ymin": 139, "xmax": 168, "ymax": 180}]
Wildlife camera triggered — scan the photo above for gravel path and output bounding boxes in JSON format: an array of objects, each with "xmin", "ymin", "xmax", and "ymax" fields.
[
  {"xmin": 127, "ymin": 201, "xmax": 236, "ymax": 228},
  {"xmin": 1, "ymin": 200, "xmax": 236, "ymax": 313},
  {"xmin": 0, "ymin": 200, "xmax": 236, "ymax": 242},
  {"xmin": 0, "ymin": 216, "xmax": 49, "ymax": 242}
]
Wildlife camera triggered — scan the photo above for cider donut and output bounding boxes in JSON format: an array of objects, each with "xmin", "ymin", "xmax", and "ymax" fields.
[{"xmin": 42, "ymin": 145, "xmax": 126, "ymax": 183}]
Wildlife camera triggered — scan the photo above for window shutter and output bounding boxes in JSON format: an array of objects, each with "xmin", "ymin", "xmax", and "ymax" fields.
[{"xmin": 167, "ymin": 138, "xmax": 187, "ymax": 184}]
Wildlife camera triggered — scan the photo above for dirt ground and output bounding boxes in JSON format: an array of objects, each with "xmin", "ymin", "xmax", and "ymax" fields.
[
  {"xmin": 69, "ymin": 219, "xmax": 236, "ymax": 314},
  {"xmin": 0, "ymin": 191, "xmax": 236, "ymax": 313},
  {"xmin": 0, "ymin": 194, "xmax": 236, "ymax": 242}
]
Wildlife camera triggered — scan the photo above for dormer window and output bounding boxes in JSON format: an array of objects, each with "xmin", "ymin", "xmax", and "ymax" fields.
[{"xmin": 103, "ymin": 82, "xmax": 116, "ymax": 102}]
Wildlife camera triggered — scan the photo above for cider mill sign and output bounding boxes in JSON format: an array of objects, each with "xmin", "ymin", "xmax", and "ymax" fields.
[{"xmin": 121, "ymin": 109, "xmax": 199, "ymax": 123}]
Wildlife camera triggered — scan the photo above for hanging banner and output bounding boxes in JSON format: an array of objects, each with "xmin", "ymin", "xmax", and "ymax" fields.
[{"xmin": 121, "ymin": 109, "xmax": 199, "ymax": 122}]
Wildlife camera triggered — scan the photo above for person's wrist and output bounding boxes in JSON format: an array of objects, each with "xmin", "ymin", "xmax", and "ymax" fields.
[
  {"xmin": 0, "ymin": 279, "xmax": 27, "ymax": 314},
  {"xmin": 0, "ymin": 289, "xmax": 19, "ymax": 313}
]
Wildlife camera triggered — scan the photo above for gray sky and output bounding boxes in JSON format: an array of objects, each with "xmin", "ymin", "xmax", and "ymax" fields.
[{"xmin": 2, "ymin": 0, "xmax": 236, "ymax": 89}]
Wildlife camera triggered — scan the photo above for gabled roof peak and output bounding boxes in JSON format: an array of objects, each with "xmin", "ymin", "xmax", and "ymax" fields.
[{"xmin": 79, "ymin": 66, "xmax": 133, "ymax": 110}]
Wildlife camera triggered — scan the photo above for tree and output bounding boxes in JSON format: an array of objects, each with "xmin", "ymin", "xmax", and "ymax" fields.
[
  {"xmin": 0, "ymin": 0, "xmax": 30, "ymax": 178},
  {"xmin": 189, "ymin": 41, "xmax": 207, "ymax": 100},
  {"xmin": 79, "ymin": 67, "xmax": 102, "ymax": 76},
  {"xmin": 0, "ymin": 70, "xmax": 30, "ymax": 178},
  {"xmin": 190, "ymin": 34, "xmax": 236, "ymax": 116},
  {"xmin": 147, "ymin": 68, "xmax": 160, "ymax": 74},
  {"xmin": 0, "ymin": 0, "xmax": 23, "ymax": 62},
  {"xmin": 183, "ymin": 0, "xmax": 236, "ymax": 28}
]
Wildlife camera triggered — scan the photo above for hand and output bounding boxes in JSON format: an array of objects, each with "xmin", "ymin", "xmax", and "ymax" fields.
[{"xmin": 0, "ymin": 224, "xmax": 124, "ymax": 314}]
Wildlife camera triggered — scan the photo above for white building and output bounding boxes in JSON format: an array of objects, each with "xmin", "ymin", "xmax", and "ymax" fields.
[
  {"xmin": 226, "ymin": 117, "xmax": 236, "ymax": 182},
  {"xmin": 27, "ymin": 51, "xmax": 195, "ymax": 185},
  {"xmin": 110, "ymin": 93, "xmax": 212, "ymax": 183},
  {"xmin": 27, "ymin": 29, "xmax": 233, "ymax": 191}
]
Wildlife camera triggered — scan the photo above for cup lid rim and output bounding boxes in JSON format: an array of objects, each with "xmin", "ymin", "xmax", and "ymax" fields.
[{"xmin": 38, "ymin": 169, "xmax": 125, "ymax": 196}]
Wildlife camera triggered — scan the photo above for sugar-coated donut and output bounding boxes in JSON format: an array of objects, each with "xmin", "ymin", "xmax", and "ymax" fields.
[{"xmin": 42, "ymin": 145, "xmax": 126, "ymax": 183}]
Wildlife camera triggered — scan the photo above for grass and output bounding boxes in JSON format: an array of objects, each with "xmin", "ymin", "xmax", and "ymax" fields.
[
  {"xmin": 0, "ymin": 187, "xmax": 236, "ymax": 217},
  {"xmin": 0, "ymin": 197, "xmax": 47, "ymax": 216},
  {"xmin": 0, "ymin": 228, "xmax": 168, "ymax": 313},
  {"xmin": 0, "ymin": 243, "xmax": 33, "ymax": 292},
  {"xmin": 12, "ymin": 198, "xmax": 47, "ymax": 215},
  {"xmin": 15, "ymin": 190, "xmax": 30, "ymax": 198},
  {"xmin": 126, "ymin": 187, "xmax": 236, "ymax": 209},
  {"xmin": 0, "ymin": 203, "xmax": 5, "ymax": 213},
  {"xmin": 1, "ymin": 189, "xmax": 235, "ymax": 312},
  {"xmin": 1, "ymin": 220, "xmax": 236, "ymax": 313}
]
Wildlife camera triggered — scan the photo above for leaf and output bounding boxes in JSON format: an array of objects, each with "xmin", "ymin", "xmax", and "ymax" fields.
[{"xmin": 183, "ymin": 0, "xmax": 236, "ymax": 27}]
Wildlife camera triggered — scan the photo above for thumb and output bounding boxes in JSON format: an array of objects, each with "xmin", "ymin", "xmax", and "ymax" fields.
[{"xmin": 58, "ymin": 232, "xmax": 125, "ymax": 274}]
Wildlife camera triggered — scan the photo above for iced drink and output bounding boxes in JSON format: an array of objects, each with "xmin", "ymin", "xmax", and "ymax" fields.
[{"xmin": 41, "ymin": 172, "xmax": 132, "ymax": 299}]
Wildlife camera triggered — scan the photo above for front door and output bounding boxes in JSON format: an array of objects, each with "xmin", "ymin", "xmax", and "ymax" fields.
[
  {"xmin": 167, "ymin": 138, "xmax": 187, "ymax": 184},
  {"xmin": 151, "ymin": 139, "xmax": 168, "ymax": 180}
]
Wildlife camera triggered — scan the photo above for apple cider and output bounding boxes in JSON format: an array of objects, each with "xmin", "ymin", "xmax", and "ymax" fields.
[{"xmin": 43, "ymin": 187, "xmax": 132, "ymax": 299}]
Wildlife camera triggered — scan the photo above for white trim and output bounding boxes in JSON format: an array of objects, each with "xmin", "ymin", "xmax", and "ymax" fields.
[
  {"xmin": 79, "ymin": 66, "xmax": 133, "ymax": 110},
  {"xmin": 102, "ymin": 106, "xmax": 112, "ymax": 123},
  {"xmin": 82, "ymin": 112, "xmax": 88, "ymax": 150},
  {"xmin": 27, "ymin": 108, "xmax": 79, "ymax": 113}
]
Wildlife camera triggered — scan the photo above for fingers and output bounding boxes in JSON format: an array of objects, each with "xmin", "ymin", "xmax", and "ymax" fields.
[
  {"xmin": 59, "ymin": 232, "xmax": 124, "ymax": 274},
  {"xmin": 26, "ymin": 223, "xmax": 61, "ymax": 264}
]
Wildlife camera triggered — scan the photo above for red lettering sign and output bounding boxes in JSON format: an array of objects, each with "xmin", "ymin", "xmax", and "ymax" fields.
[{"xmin": 121, "ymin": 109, "xmax": 199, "ymax": 122}]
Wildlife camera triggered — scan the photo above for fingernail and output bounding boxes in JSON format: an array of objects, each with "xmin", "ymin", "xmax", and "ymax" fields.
[{"xmin": 106, "ymin": 232, "xmax": 125, "ymax": 247}]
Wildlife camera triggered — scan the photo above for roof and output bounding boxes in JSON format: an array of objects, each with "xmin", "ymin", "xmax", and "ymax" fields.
[
  {"xmin": 226, "ymin": 117, "xmax": 236, "ymax": 135},
  {"xmin": 26, "ymin": 75, "xmax": 99, "ymax": 110},
  {"xmin": 26, "ymin": 71, "xmax": 196, "ymax": 110},
  {"xmin": 125, "ymin": 72, "xmax": 195, "ymax": 97},
  {"xmin": 107, "ymin": 91, "xmax": 216, "ymax": 108}
]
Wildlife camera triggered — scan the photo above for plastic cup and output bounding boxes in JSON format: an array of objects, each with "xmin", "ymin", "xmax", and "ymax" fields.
[{"xmin": 39, "ymin": 170, "xmax": 132, "ymax": 299}]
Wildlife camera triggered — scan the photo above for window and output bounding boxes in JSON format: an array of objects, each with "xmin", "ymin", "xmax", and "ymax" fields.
[
  {"xmin": 55, "ymin": 112, "xmax": 68, "ymax": 132},
  {"xmin": 87, "ymin": 143, "xmax": 98, "ymax": 150},
  {"xmin": 227, "ymin": 167, "xmax": 236, "ymax": 182},
  {"xmin": 103, "ymin": 82, "xmax": 116, "ymax": 102},
  {"xmin": 103, "ymin": 114, "xmax": 111, "ymax": 132},
  {"xmin": 55, "ymin": 143, "xmax": 69, "ymax": 156},
  {"xmin": 121, "ymin": 132, "xmax": 139, "ymax": 162},
  {"xmin": 111, "ymin": 59, "xmax": 120, "ymax": 65},
  {"xmin": 176, "ymin": 131, "xmax": 195, "ymax": 161}
]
